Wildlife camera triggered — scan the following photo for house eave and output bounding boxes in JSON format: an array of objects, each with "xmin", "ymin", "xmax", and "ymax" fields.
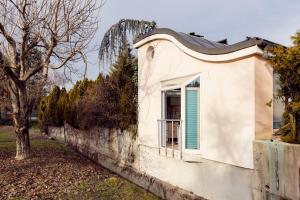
[
  {"xmin": 133, "ymin": 28, "xmax": 277, "ymax": 55},
  {"xmin": 134, "ymin": 31, "xmax": 265, "ymax": 62}
]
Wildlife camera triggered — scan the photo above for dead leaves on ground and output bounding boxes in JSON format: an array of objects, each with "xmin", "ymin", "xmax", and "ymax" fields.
[
  {"xmin": 0, "ymin": 128, "xmax": 112, "ymax": 200},
  {"xmin": 0, "ymin": 127, "xmax": 158, "ymax": 200}
]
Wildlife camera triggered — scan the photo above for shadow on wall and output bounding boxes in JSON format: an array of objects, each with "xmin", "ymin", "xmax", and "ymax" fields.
[
  {"xmin": 255, "ymin": 60, "xmax": 273, "ymax": 139},
  {"xmin": 203, "ymin": 65, "xmax": 254, "ymax": 168}
]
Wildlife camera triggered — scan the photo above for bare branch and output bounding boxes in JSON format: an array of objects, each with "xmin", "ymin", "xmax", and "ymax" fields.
[
  {"xmin": 0, "ymin": 22, "xmax": 18, "ymax": 66},
  {"xmin": 49, "ymin": 50, "xmax": 79, "ymax": 70},
  {"xmin": 20, "ymin": 64, "xmax": 43, "ymax": 82},
  {"xmin": 0, "ymin": 50, "xmax": 22, "ymax": 87},
  {"xmin": 79, "ymin": 51, "xmax": 88, "ymax": 79},
  {"xmin": 1, "ymin": 0, "xmax": 100, "ymax": 82}
]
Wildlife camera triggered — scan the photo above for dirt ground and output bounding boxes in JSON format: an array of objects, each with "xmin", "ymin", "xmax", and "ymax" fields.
[{"xmin": 0, "ymin": 126, "xmax": 159, "ymax": 200}]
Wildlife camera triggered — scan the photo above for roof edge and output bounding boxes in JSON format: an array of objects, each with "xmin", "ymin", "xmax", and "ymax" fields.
[{"xmin": 133, "ymin": 28, "xmax": 276, "ymax": 55}]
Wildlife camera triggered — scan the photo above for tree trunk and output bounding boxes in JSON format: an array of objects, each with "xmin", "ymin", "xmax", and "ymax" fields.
[
  {"xmin": 15, "ymin": 125, "xmax": 30, "ymax": 160},
  {"xmin": 8, "ymin": 80, "xmax": 31, "ymax": 160}
]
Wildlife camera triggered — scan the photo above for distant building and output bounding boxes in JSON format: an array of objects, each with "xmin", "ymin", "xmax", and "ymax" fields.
[{"xmin": 0, "ymin": 106, "xmax": 13, "ymax": 125}]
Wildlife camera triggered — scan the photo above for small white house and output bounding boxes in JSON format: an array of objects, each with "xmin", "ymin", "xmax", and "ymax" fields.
[{"xmin": 133, "ymin": 28, "xmax": 283, "ymax": 200}]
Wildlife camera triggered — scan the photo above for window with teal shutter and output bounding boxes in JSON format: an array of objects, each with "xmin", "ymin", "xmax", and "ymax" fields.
[{"xmin": 185, "ymin": 77, "xmax": 200, "ymax": 149}]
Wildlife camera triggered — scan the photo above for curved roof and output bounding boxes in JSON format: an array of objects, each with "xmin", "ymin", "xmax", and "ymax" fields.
[
  {"xmin": 133, "ymin": 28, "xmax": 275, "ymax": 55},
  {"xmin": 177, "ymin": 32, "xmax": 227, "ymax": 49}
]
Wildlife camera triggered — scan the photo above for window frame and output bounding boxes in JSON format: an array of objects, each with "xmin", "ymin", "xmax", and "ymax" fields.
[{"xmin": 160, "ymin": 73, "xmax": 203, "ymax": 155}]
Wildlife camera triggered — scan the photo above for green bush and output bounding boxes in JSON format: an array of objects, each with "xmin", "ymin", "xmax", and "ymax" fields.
[
  {"xmin": 46, "ymin": 86, "xmax": 61, "ymax": 126},
  {"xmin": 38, "ymin": 46, "xmax": 138, "ymax": 131},
  {"xmin": 38, "ymin": 96, "xmax": 48, "ymax": 132},
  {"xmin": 269, "ymin": 31, "xmax": 300, "ymax": 143}
]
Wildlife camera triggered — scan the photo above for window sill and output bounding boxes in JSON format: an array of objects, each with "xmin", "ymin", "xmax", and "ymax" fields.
[
  {"xmin": 159, "ymin": 147, "xmax": 202, "ymax": 162},
  {"xmin": 182, "ymin": 152, "xmax": 202, "ymax": 162}
]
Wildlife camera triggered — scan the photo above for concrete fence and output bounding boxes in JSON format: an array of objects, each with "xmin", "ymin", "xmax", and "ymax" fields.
[
  {"xmin": 50, "ymin": 124, "xmax": 139, "ymax": 169},
  {"xmin": 253, "ymin": 140, "xmax": 300, "ymax": 200}
]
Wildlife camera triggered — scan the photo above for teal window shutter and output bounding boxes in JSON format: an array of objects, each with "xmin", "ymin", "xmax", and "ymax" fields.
[{"xmin": 185, "ymin": 89, "xmax": 199, "ymax": 149}]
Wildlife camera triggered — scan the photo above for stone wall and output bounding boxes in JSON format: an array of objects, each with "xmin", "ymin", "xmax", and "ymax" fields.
[
  {"xmin": 253, "ymin": 140, "xmax": 300, "ymax": 200},
  {"xmin": 55, "ymin": 124, "xmax": 139, "ymax": 169},
  {"xmin": 49, "ymin": 124, "xmax": 205, "ymax": 200}
]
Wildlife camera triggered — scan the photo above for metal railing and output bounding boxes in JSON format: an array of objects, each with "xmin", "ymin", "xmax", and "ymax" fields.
[{"xmin": 157, "ymin": 119, "xmax": 182, "ymax": 158}]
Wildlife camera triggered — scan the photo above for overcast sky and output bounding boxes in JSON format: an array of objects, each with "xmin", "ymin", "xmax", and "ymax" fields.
[{"xmin": 70, "ymin": 0, "xmax": 300, "ymax": 82}]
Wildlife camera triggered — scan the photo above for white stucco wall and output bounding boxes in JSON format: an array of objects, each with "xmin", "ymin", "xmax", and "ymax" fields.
[
  {"xmin": 136, "ymin": 36, "xmax": 273, "ymax": 200},
  {"xmin": 139, "ymin": 145, "xmax": 253, "ymax": 200},
  {"xmin": 138, "ymin": 39, "xmax": 259, "ymax": 168},
  {"xmin": 254, "ymin": 56, "xmax": 274, "ymax": 139}
]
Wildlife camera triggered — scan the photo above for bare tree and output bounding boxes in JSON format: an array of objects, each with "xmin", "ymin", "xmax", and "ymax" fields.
[{"xmin": 0, "ymin": 0, "xmax": 99, "ymax": 160}]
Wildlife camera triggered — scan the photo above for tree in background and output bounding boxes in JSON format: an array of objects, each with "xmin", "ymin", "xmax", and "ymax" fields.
[
  {"xmin": 77, "ymin": 74, "xmax": 119, "ymax": 129},
  {"xmin": 38, "ymin": 86, "xmax": 67, "ymax": 132},
  {"xmin": 269, "ymin": 31, "xmax": 300, "ymax": 143},
  {"xmin": 39, "ymin": 46, "xmax": 138, "ymax": 131},
  {"xmin": 99, "ymin": 19, "xmax": 156, "ymax": 64},
  {"xmin": 110, "ymin": 46, "xmax": 138, "ymax": 130},
  {"xmin": 39, "ymin": 19, "xmax": 155, "ymax": 131},
  {"xmin": 37, "ymin": 97, "xmax": 48, "ymax": 134},
  {"xmin": 64, "ymin": 79, "xmax": 92, "ymax": 128},
  {"xmin": 64, "ymin": 84, "xmax": 79, "ymax": 128},
  {"xmin": 45, "ymin": 86, "xmax": 61, "ymax": 126},
  {"xmin": 75, "ymin": 46, "xmax": 138, "ymax": 131},
  {"xmin": 0, "ymin": 0, "xmax": 99, "ymax": 159},
  {"xmin": 56, "ymin": 88, "xmax": 68, "ymax": 127}
]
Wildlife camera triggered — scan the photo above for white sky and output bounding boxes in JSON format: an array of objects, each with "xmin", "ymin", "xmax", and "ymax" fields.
[{"xmin": 64, "ymin": 0, "xmax": 300, "ymax": 84}]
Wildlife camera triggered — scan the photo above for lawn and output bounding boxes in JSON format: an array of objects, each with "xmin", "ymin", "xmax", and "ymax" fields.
[{"xmin": 0, "ymin": 126, "xmax": 159, "ymax": 200}]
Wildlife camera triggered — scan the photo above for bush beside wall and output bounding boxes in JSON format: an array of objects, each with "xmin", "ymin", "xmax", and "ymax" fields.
[{"xmin": 38, "ymin": 46, "xmax": 137, "ymax": 131}]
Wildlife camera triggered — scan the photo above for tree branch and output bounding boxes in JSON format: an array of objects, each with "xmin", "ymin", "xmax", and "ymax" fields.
[
  {"xmin": 49, "ymin": 50, "xmax": 78, "ymax": 70},
  {"xmin": 273, "ymin": 123, "xmax": 290, "ymax": 135},
  {"xmin": 0, "ymin": 51, "xmax": 22, "ymax": 87},
  {"xmin": 20, "ymin": 65, "xmax": 43, "ymax": 82},
  {"xmin": 0, "ymin": 22, "xmax": 18, "ymax": 66}
]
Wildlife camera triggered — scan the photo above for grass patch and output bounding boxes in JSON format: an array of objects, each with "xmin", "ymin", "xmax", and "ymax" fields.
[
  {"xmin": 76, "ymin": 182, "xmax": 90, "ymax": 191},
  {"xmin": 31, "ymin": 139, "xmax": 65, "ymax": 150},
  {"xmin": 0, "ymin": 129, "xmax": 16, "ymax": 150},
  {"xmin": 0, "ymin": 127, "xmax": 70, "ymax": 154},
  {"xmin": 98, "ymin": 177, "xmax": 159, "ymax": 200}
]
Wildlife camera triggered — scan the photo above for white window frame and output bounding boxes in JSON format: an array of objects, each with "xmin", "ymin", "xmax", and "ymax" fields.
[{"xmin": 160, "ymin": 73, "xmax": 204, "ymax": 156}]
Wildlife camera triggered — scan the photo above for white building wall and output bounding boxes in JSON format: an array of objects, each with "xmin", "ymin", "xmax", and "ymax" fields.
[
  {"xmin": 137, "ymin": 38, "xmax": 272, "ymax": 200},
  {"xmin": 254, "ymin": 56, "xmax": 274, "ymax": 139},
  {"xmin": 139, "ymin": 146, "xmax": 253, "ymax": 200},
  {"xmin": 200, "ymin": 59, "xmax": 255, "ymax": 168},
  {"xmin": 138, "ymin": 40, "xmax": 256, "ymax": 168}
]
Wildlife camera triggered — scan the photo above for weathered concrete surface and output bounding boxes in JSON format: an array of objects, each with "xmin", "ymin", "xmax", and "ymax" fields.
[
  {"xmin": 49, "ymin": 125, "xmax": 206, "ymax": 200},
  {"xmin": 139, "ymin": 145, "xmax": 254, "ymax": 200},
  {"xmin": 253, "ymin": 140, "xmax": 300, "ymax": 200},
  {"xmin": 50, "ymin": 124, "xmax": 139, "ymax": 169}
]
